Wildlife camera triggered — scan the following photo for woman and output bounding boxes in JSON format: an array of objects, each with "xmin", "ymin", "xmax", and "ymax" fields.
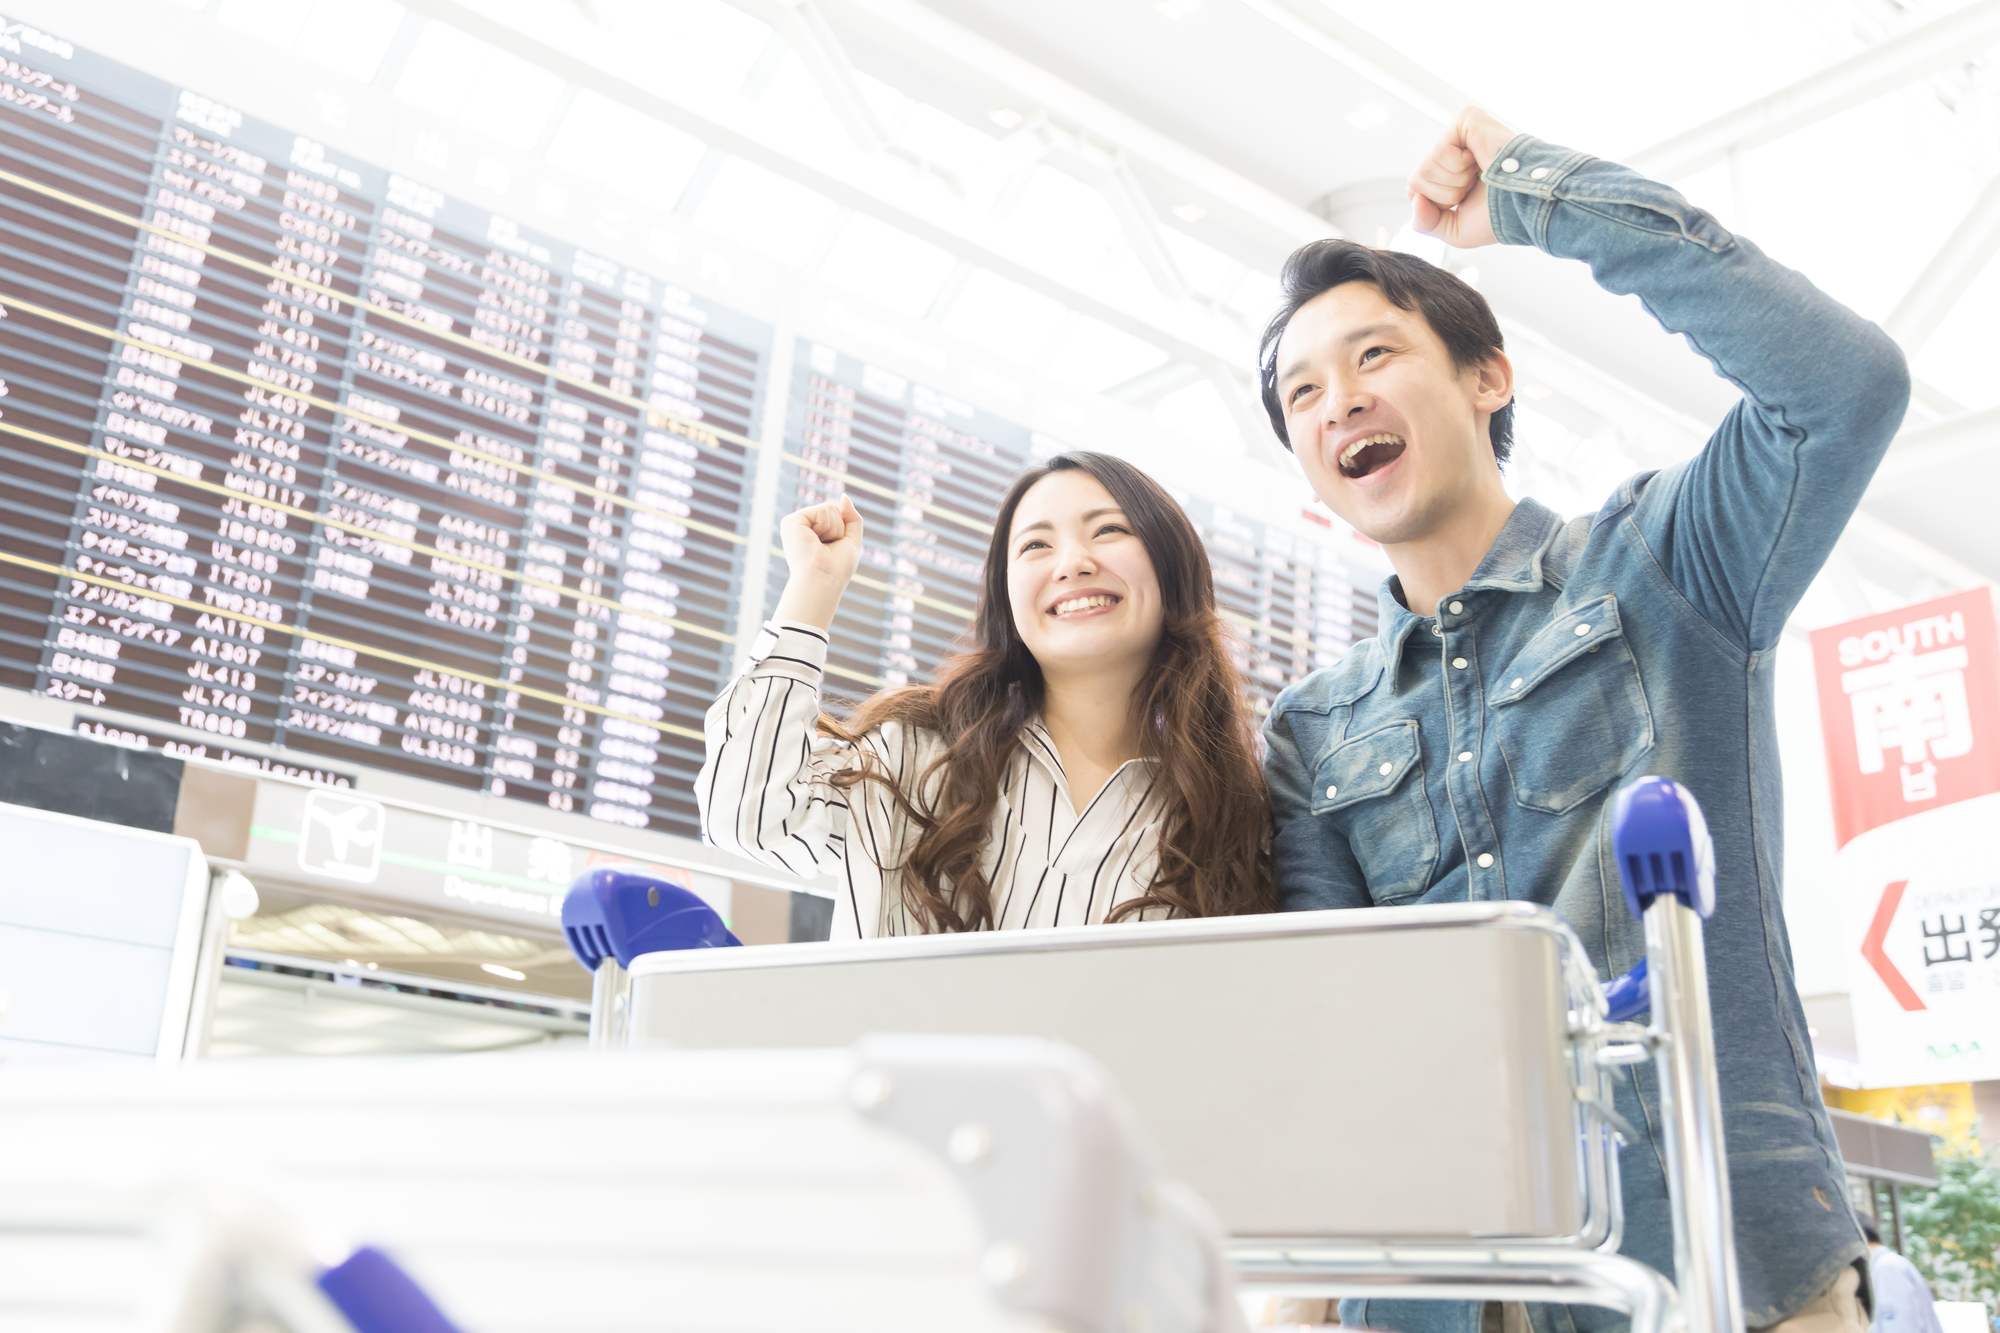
[{"xmin": 698, "ymin": 451, "xmax": 1274, "ymax": 938}]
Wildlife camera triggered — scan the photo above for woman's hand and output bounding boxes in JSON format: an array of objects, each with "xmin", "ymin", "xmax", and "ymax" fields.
[{"xmin": 772, "ymin": 495, "xmax": 864, "ymax": 630}]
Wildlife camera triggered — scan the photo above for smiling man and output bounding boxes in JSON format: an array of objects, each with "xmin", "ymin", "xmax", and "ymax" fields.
[{"xmin": 1260, "ymin": 109, "xmax": 1910, "ymax": 1333}]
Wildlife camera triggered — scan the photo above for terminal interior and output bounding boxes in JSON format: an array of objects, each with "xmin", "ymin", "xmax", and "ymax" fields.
[{"xmin": 1, "ymin": 0, "xmax": 1997, "ymax": 1329}]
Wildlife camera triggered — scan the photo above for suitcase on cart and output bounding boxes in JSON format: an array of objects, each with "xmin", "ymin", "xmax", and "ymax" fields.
[
  {"xmin": 0, "ymin": 1037, "xmax": 1244, "ymax": 1332},
  {"xmin": 618, "ymin": 778, "xmax": 1743, "ymax": 1333}
]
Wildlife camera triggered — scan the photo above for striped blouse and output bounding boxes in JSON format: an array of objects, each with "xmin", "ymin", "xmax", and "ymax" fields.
[{"xmin": 698, "ymin": 622, "xmax": 1168, "ymax": 939}]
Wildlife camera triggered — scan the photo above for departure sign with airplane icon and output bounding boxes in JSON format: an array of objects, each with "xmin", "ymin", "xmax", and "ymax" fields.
[{"xmin": 297, "ymin": 790, "xmax": 387, "ymax": 884}]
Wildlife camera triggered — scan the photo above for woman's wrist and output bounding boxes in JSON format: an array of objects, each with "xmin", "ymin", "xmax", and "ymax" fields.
[{"xmin": 772, "ymin": 574, "xmax": 846, "ymax": 631}]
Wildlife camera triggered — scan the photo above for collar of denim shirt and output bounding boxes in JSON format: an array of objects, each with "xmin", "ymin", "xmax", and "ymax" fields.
[{"xmin": 1376, "ymin": 498, "xmax": 1569, "ymax": 682}]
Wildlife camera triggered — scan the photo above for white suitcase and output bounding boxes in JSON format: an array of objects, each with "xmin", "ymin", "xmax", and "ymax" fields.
[{"xmin": 0, "ymin": 1038, "xmax": 1244, "ymax": 1333}]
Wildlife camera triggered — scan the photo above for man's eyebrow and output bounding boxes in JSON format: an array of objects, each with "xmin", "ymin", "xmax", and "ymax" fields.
[{"xmin": 1277, "ymin": 322, "xmax": 1401, "ymax": 384}]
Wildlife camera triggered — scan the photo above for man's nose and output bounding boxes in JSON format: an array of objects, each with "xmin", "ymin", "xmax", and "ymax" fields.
[{"xmin": 1328, "ymin": 379, "xmax": 1374, "ymax": 425}]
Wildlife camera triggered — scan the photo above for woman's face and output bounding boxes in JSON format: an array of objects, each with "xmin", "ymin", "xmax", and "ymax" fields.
[{"xmin": 1006, "ymin": 469, "xmax": 1165, "ymax": 682}]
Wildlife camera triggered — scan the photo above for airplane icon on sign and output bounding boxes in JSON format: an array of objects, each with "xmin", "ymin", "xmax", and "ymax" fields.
[{"xmin": 298, "ymin": 790, "xmax": 386, "ymax": 883}]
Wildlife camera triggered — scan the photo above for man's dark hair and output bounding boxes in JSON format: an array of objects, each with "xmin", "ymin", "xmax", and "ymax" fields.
[
  {"xmin": 1258, "ymin": 238, "xmax": 1514, "ymax": 463},
  {"xmin": 1858, "ymin": 1214, "xmax": 1881, "ymax": 1245}
]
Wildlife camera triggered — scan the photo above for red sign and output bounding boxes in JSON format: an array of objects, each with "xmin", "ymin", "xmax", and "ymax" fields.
[{"xmin": 1809, "ymin": 589, "xmax": 2000, "ymax": 849}]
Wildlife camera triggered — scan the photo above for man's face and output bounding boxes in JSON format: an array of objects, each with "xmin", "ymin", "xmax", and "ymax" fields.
[{"xmin": 1273, "ymin": 281, "xmax": 1511, "ymax": 547}]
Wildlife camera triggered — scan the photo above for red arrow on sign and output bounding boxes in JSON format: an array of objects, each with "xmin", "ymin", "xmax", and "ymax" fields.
[{"xmin": 1862, "ymin": 879, "xmax": 1926, "ymax": 1012}]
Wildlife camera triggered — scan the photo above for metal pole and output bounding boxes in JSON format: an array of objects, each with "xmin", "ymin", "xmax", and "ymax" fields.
[
  {"xmin": 1889, "ymin": 1181, "xmax": 1903, "ymax": 1254},
  {"xmin": 1645, "ymin": 894, "xmax": 1745, "ymax": 1333},
  {"xmin": 588, "ymin": 957, "xmax": 629, "ymax": 1050}
]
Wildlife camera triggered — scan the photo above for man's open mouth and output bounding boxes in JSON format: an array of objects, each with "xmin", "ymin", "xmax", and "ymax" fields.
[{"xmin": 1338, "ymin": 433, "xmax": 1407, "ymax": 479}]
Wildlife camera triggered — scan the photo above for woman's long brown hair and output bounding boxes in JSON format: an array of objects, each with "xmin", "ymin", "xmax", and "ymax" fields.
[{"xmin": 824, "ymin": 451, "xmax": 1276, "ymax": 931}]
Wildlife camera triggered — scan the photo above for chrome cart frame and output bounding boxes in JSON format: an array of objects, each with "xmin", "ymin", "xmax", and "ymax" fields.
[{"xmin": 1230, "ymin": 888, "xmax": 1742, "ymax": 1333}]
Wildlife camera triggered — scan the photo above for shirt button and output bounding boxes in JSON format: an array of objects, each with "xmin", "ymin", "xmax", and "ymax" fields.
[
  {"xmin": 1575, "ymin": 624, "xmax": 1592, "ymax": 636},
  {"xmin": 1325, "ymin": 785, "xmax": 1338, "ymax": 799},
  {"xmin": 1431, "ymin": 622, "xmax": 1443, "ymax": 636},
  {"xmin": 1458, "ymin": 751, "xmax": 1472, "ymax": 762},
  {"xmin": 1511, "ymin": 678, "xmax": 1525, "ymax": 690},
  {"xmin": 1378, "ymin": 762, "xmax": 1392, "ymax": 776},
  {"xmin": 1449, "ymin": 601, "xmax": 1463, "ymax": 614},
  {"xmin": 1452, "ymin": 657, "xmax": 1468, "ymax": 670},
  {"xmin": 1477, "ymin": 852, "xmax": 1495, "ymax": 868},
  {"xmin": 1530, "ymin": 166, "xmax": 1550, "ymax": 180},
  {"xmin": 1500, "ymin": 157, "xmax": 1520, "ymax": 173}
]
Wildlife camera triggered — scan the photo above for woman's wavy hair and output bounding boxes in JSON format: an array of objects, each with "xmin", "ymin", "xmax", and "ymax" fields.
[{"xmin": 823, "ymin": 451, "xmax": 1276, "ymax": 931}]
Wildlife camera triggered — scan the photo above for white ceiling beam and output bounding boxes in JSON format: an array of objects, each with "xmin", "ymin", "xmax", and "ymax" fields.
[
  {"xmin": 825, "ymin": 0, "xmax": 1339, "ymax": 252},
  {"xmin": 1233, "ymin": 0, "xmax": 1471, "ymax": 127},
  {"xmin": 1032, "ymin": 122, "xmax": 1193, "ymax": 302},
  {"xmin": 1101, "ymin": 358, "xmax": 1204, "ymax": 407},
  {"xmin": 733, "ymin": 0, "xmax": 893, "ymax": 153},
  {"xmin": 1883, "ymin": 172, "xmax": 2000, "ymax": 354},
  {"xmin": 396, "ymin": 0, "xmax": 1250, "ymax": 371},
  {"xmin": 1627, "ymin": 0, "xmax": 2000, "ymax": 180},
  {"xmin": 1867, "ymin": 405, "xmax": 2000, "ymax": 496}
]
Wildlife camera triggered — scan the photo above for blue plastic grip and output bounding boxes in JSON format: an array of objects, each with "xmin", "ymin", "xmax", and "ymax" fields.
[
  {"xmin": 1603, "ymin": 959, "xmax": 1650, "ymax": 1023},
  {"xmin": 1611, "ymin": 776, "xmax": 1716, "ymax": 922},
  {"xmin": 317, "ymin": 1246, "xmax": 461, "ymax": 1333},
  {"xmin": 560, "ymin": 866, "xmax": 741, "ymax": 971}
]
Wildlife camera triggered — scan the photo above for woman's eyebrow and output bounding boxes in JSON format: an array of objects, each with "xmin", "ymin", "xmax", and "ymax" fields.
[{"xmin": 1013, "ymin": 507, "xmax": 1125, "ymax": 540}]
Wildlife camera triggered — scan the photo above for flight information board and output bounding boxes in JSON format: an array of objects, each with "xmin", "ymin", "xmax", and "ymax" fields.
[
  {"xmin": 0, "ymin": 34, "xmax": 768, "ymax": 839},
  {"xmin": 771, "ymin": 342, "xmax": 1375, "ymax": 714}
]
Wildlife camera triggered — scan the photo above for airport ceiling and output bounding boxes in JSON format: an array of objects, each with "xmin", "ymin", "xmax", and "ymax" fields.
[{"xmin": 112, "ymin": 0, "xmax": 2000, "ymax": 615}]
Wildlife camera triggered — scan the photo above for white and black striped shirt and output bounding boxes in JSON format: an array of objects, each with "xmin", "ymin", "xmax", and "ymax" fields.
[{"xmin": 698, "ymin": 622, "xmax": 1168, "ymax": 939}]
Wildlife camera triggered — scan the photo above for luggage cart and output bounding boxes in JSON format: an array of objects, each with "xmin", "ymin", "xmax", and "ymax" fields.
[
  {"xmin": 619, "ymin": 777, "xmax": 1743, "ymax": 1333},
  {"xmin": 0, "ymin": 1037, "xmax": 1243, "ymax": 1333}
]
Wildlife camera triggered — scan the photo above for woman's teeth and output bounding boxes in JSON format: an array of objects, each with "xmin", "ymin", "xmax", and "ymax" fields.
[{"xmin": 1052, "ymin": 595, "xmax": 1116, "ymax": 617}]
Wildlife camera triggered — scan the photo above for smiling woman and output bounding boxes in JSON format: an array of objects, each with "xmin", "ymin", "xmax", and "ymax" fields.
[{"xmin": 696, "ymin": 451, "xmax": 1276, "ymax": 938}]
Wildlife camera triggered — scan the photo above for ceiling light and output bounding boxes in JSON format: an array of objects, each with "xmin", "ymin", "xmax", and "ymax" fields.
[
  {"xmin": 1345, "ymin": 103, "xmax": 1389, "ymax": 131},
  {"xmin": 989, "ymin": 107, "xmax": 1024, "ymax": 130},
  {"xmin": 1172, "ymin": 202, "xmax": 1206, "ymax": 223},
  {"xmin": 1156, "ymin": 0, "xmax": 1201, "ymax": 15},
  {"xmin": 481, "ymin": 963, "xmax": 528, "ymax": 981}
]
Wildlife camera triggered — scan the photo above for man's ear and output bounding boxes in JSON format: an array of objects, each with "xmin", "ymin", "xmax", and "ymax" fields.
[{"xmin": 1473, "ymin": 350, "xmax": 1513, "ymax": 414}]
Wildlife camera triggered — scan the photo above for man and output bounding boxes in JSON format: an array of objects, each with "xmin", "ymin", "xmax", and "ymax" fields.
[
  {"xmin": 1861, "ymin": 1216, "xmax": 1942, "ymax": 1333},
  {"xmin": 1261, "ymin": 108, "xmax": 1909, "ymax": 1333}
]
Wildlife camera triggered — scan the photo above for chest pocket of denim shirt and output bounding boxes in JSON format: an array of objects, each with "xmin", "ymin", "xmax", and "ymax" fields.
[
  {"xmin": 1492, "ymin": 594, "xmax": 1654, "ymax": 815},
  {"xmin": 1313, "ymin": 720, "xmax": 1438, "ymax": 904}
]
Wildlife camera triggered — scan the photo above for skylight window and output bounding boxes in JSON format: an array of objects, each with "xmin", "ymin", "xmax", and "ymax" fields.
[
  {"xmin": 937, "ymin": 269, "xmax": 1071, "ymax": 365},
  {"xmin": 816, "ymin": 214, "xmax": 958, "ymax": 318},
  {"xmin": 394, "ymin": 22, "xmax": 568, "ymax": 149},
  {"xmin": 543, "ymin": 92, "xmax": 708, "ymax": 211},
  {"xmin": 294, "ymin": 0, "xmax": 406, "ymax": 82},
  {"xmin": 1043, "ymin": 315, "xmax": 1169, "ymax": 394},
  {"xmin": 1005, "ymin": 165, "xmax": 1125, "ymax": 286},
  {"xmin": 691, "ymin": 158, "xmax": 840, "ymax": 267}
]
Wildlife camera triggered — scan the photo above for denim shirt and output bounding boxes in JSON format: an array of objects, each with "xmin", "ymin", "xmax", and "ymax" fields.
[{"xmin": 1263, "ymin": 135, "xmax": 1910, "ymax": 1333}]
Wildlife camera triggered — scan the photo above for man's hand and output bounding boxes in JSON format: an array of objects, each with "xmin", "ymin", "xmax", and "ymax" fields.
[
  {"xmin": 1408, "ymin": 107, "xmax": 1516, "ymax": 249},
  {"xmin": 773, "ymin": 495, "xmax": 865, "ymax": 629}
]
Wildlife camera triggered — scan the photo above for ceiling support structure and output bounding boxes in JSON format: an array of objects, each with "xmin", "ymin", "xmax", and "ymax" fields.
[
  {"xmin": 1883, "ymin": 172, "xmax": 2000, "ymax": 355},
  {"xmin": 1101, "ymin": 358, "xmax": 1205, "ymax": 408},
  {"xmin": 395, "ymin": 0, "xmax": 1251, "ymax": 378},
  {"xmin": 1627, "ymin": 0, "xmax": 2000, "ymax": 180},
  {"xmin": 734, "ymin": 0, "xmax": 893, "ymax": 153},
  {"xmin": 824, "ymin": 0, "xmax": 1337, "ymax": 256},
  {"xmin": 1232, "ymin": 0, "xmax": 1470, "ymax": 127},
  {"xmin": 1029, "ymin": 118, "xmax": 1193, "ymax": 302},
  {"xmin": 1868, "ymin": 404, "xmax": 2000, "ymax": 496}
]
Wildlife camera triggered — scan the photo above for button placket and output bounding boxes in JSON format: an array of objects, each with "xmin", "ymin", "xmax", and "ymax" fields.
[{"xmin": 1437, "ymin": 608, "xmax": 1505, "ymax": 902}]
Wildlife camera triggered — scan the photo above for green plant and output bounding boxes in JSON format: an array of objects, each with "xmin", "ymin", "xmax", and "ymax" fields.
[{"xmin": 1901, "ymin": 1148, "xmax": 2000, "ymax": 1310}]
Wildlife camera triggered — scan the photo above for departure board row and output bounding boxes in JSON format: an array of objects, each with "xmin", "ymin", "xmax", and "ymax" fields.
[
  {"xmin": 0, "ymin": 35, "xmax": 766, "ymax": 838},
  {"xmin": 770, "ymin": 343, "xmax": 1377, "ymax": 714}
]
